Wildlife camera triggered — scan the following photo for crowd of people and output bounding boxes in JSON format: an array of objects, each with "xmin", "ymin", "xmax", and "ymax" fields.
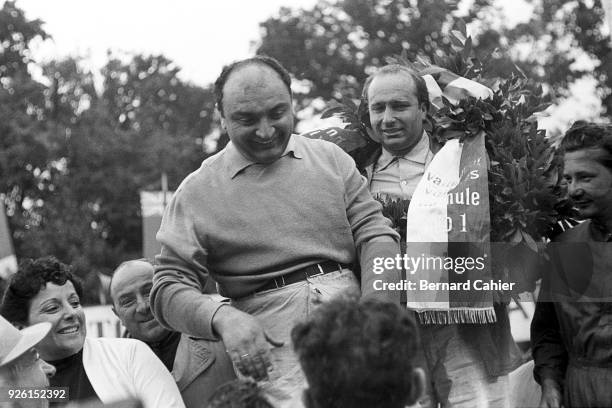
[{"xmin": 1, "ymin": 54, "xmax": 611, "ymax": 408}]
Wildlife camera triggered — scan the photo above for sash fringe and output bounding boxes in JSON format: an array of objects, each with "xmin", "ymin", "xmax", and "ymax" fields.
[{"xmin": 415, "ymin": 308, "xmax": 497, "ymax": 325}]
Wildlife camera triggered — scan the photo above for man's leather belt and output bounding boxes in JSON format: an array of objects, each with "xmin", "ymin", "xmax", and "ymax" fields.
[{"xmin": 255, "ymin": 261, "xmax": 350, "ymax": 294}]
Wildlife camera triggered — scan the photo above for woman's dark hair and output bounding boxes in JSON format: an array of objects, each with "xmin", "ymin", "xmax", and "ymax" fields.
[
  {"xmin": 1, "ymin": 256, "xmax": 83, "ymax": 325},
  {"xmin": 561, "ymin": 121, "xmax": 612, "ymax": 170}
]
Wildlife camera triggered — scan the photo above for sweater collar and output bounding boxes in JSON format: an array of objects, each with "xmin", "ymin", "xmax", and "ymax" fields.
[{"xmin": 225, "ymin": 135, "xmax": 302, "ymax": 179}]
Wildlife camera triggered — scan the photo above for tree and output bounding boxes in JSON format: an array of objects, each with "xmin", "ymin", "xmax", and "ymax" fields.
[
  {"xmin": 100, "ymin": 53, "xmax": 214, "ymax": 188},
  {"xmin": 36, "ymin": 54, "xmax": 217, "ymax": 277},
  {"xmin": 0, "ymin": 0, "xmax": 50, "ymax": 261},
  {"xmin": 467, "ymin": 0, "xmax": 612, "ymax": 115},
  {"xmin": 0, "ymin": 1, "xmax": 47, "ymax": 80},
  {"xmin": 257, "ymin": 0, "xmax": 461, "ymax": 111},
  {"xmin": 0, "ymin": 2, "xmax": 217, "ymax": 303},
  {"xmin": 257, "ymin": 0, "xmax": 611, "ymax": 118}
]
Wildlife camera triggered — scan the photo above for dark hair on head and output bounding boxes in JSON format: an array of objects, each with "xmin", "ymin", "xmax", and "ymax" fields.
[
  {"xmin": 213, "ymin": 55, "xmax": 292, "ymax": 116},
  {"xmin": 292, "ymin": 296, "xmax": 420, "ymax": 408},
  {"xmin": 207, "ymin": 379, "xmax": 273, "ymax": 408},
  {"xmin": 1, "ymin": 256, "xmax": 83, "ymax": 325},
  {"xmin": 359, "ymin": 64, "xmax": 430, "ymax": 128},
  {"xmin": 560, "ymin": 121, "xmax": 612, "ymax": 170}
]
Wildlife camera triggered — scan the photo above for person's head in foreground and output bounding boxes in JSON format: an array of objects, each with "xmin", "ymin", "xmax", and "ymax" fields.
[
  {"xmin": 206, "ymin": 379, "xmax": 273, "ymax": 408},
  {"xmin": 214, "ymin": 54, "xmax": 294, "ymax": 164},
  {"xmin": 110, "ymin": 259, "xmax": 170, "ymax": 343},
  {"xmin": 0, "ymin": 315, "xmax": 56, "ymax": 408},
  {"xmin": 561, "ymin": 121, "xmax": 612, "ymax": 224},
  {"xmin": 362, "ymin": 64, "xmax": 430, "ymax": 157},
  {"xmin": 1, "ymin": 256, "xmax": 86, "ymax": 362},
  {"xmin": 292, "ymin": 297, "xmax": 425, "ymax": 408}
]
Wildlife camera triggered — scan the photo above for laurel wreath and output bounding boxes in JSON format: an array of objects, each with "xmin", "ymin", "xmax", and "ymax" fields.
[{"xmin": 314, "ymin": 21, "xmax": 577, "ymax": 295}]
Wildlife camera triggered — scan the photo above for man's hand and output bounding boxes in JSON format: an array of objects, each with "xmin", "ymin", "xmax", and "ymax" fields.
[
  {"xmin": 212, "ymin": 306, "xmax": 283, "ymax": 381},
  {"xmin": 539, "ymin": 378, "xmax": 564, "ymax": 408}
]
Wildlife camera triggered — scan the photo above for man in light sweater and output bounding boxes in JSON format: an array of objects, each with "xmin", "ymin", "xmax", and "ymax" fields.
[{"xmin": 151, "ymin": 55, "xmax": 401, "ymax": 406}]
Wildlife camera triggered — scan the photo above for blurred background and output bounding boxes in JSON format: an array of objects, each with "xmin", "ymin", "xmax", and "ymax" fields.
[{"xmin": 0, "ymin": 0, "xmax": 610, "ymax": 315}]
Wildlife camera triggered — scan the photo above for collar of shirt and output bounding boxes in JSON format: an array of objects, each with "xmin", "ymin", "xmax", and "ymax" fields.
[
  {"xmin": 375, "ymin": 130, "xmax": 430, "ymax": 173},
  {"xmin": 225, "ymin": 135, "xmax": 303, "ymax": 179}
]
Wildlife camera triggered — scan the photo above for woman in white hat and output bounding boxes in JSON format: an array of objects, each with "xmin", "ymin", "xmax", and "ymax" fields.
[{"xmin": 0, "ymin": 315, "xmax": 55, "ymax": 408}]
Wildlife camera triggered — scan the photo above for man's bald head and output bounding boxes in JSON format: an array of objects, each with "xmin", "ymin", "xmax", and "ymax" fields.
[
  {"xmin": 110, "ymin": 259, "xmax": 154, "ymax": 300},
  {"xmin": 111, "ymin": 259, "xmax": 170, "ymax": 343},
  {"xmin": 213, "ymin": 55, "xmax": 292, "ymax": 116}
]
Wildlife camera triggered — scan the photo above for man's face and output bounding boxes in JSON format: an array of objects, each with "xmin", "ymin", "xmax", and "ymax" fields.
[
  {"xmin": 220, "ymin": 64, "xmax": 294, "ymax": 164},
  {"xmin": 564, "ymin": 148, "xmax": 612, "ymax": 222},
  {"xmin": 111, "ymin": 262, "xmax": 169, "ymax": 343},
  {"xmin": 367, "ymin": 72, "xmax": 427, "ymax": 156}
]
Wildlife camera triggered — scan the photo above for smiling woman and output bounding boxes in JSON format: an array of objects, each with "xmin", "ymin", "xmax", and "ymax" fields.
[
  {"xmin": 27, "ymin": 280, "xmax": 87, "ymax": 361},
  {"xmin": 0, "ymin": 257, "xmax": 185, "ymax": 408}
]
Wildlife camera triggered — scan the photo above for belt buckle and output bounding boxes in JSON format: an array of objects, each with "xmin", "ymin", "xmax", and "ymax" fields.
[{"xmin": 309, "ymin": 263, "xmax": 326, "ymax": 278}]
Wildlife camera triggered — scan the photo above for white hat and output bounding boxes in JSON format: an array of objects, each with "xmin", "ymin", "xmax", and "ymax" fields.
[{"xmin": 0, "ymin": 315, "xmax": 51, "ymax": 367}]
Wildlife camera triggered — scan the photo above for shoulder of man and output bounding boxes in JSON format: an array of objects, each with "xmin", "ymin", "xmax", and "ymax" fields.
[
  {"xmin": 293, "ymin": 133, "xmax": 343, "ymax": 152},
  {"xmin": 292, "ymin": 133, "xmax": 358, "ymax": 165}
]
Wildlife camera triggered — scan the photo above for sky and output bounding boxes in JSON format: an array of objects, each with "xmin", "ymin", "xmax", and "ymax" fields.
[
  {"xmin": 13, "ymin": 0, "xmax": 537, "ymax": 88},
  {"xmin": 6, "ymin": 0, "xmax": 611, "ymax": 133},
  {"xmin": 15, "ymin": 0, "xmax": 319, "ymax": 87}
]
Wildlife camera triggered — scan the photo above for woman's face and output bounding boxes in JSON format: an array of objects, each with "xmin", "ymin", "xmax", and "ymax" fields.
[{"xmin": 27, "ymin": 281, "xmax": 87, "ymax": 361}]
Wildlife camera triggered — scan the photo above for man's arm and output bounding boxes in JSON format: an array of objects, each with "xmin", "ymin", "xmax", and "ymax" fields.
[
  {"xmin": 334, "ymin": 145, "xmax": 402, "ymax": 303},
  {"xmin": 152, "ymin": 245, "xmax": 225, "ymax": 340},
  {"xmin": 150, "ymin": 188, "xmax": 278, "ymax": 380},
  {"xmin": 150, "ymin": 190, "xmax": 224, "ymax": 339},
  {"xmin": 358, "ymin": 238, "xmax": 402, "ymax": 303}
]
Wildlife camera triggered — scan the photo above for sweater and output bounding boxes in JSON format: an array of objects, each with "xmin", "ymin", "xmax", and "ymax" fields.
[{"xmin": 152, "ymin": 135, "xmax": 401, "ymax": 339}]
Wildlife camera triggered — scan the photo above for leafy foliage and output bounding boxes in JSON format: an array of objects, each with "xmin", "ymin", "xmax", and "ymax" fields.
[
  {"xmin": 308, "ymin": 96, "xmax": 381, "ymax": 165},
  {"xmin": 318, "ymin": 18, "xmax": 579, "ymax": 295},
  {"xmin": 476, "ymin": 0, "xmax": 612, "ymax": 115},
  {"xmin": 0, "ymin": 3, "xmax": 216, "ymax": 303},
  {"xmin": 376, "ymin": 197, "xmax": 410, "ymax": 239},
  {"xmin": 259, "ymin": 0, "xmax": 612, "ymax": 127},
  {"xmin": 0, "ymin": 1, "xmax": 47, "ymax": 79},
  {"xmin": 326, "ymin": 20, "xmax": 575, "ymax": 244},
  {"xmin": 257, "ymin": 0, "xmax": 462, "ymax": 115},
  {"xmin": 418, "ymin": 26, "xmax": 576, "ymax": 245}
]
